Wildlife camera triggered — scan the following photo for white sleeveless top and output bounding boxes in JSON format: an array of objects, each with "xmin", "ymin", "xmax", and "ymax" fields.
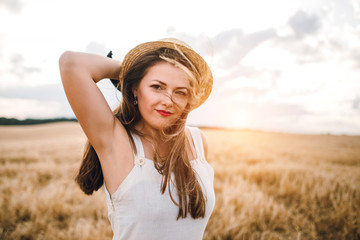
[{"xmin": 104, "ymin": 127, "xmax": 215, "ymax": 240}]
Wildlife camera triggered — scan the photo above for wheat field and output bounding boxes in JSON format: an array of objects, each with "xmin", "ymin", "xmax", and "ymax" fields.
[{"xmin": 0, "ymin": 122, "xmax": 359, "ymax": 240}]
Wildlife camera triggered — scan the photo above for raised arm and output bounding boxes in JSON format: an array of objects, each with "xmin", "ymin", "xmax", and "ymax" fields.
[{"xmin": 59, "ymin": 51, "xmax": 121, "ymax": 149}]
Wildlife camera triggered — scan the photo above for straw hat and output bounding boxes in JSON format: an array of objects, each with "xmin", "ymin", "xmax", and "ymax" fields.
[{"xmin": 118, "ymin": 38, "xmax": 213, "ymax": 109}]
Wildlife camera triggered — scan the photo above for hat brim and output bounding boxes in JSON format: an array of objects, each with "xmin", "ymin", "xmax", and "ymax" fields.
[{"xmin": 118, "ymin": 39, "xmax": 213, "ymax": 110}]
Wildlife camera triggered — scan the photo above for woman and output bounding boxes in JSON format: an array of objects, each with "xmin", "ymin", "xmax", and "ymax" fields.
[{"xmin": 59, "ymin": 38, "xmax": 215, "ymax": 240}]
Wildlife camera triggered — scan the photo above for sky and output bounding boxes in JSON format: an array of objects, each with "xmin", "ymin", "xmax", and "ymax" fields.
[{"xmin": 0, "ymin": 0, "xmax": 359, "ymax": 135}]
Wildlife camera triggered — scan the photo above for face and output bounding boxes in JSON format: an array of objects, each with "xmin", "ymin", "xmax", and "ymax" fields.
[{"xmin": 134, "ymin": 62, "xmax": 190, "ymax": 133}]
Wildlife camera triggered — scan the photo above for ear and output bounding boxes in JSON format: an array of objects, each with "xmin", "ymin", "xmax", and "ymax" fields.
[{"xmin": 132, "ymin": 85, "xmax": 138, "ymax": 97}]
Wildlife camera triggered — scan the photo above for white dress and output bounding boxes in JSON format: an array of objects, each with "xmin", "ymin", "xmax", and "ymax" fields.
[{"xmin": 104, "ymin": 126, "xmax": 215, "ymax": 240}]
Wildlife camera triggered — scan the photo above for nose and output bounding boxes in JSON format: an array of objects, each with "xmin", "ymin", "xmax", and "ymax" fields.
[{"xmin": 161, "ymin": 91, "xmax": 173, "ymax": 106}]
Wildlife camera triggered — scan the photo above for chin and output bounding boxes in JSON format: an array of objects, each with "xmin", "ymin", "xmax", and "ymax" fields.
[
  {"xmin": 150, "ymin": 121, "xmax": 174, "ymax": 132},
  {"xmin": 145, "ymin": 116, "xmax": 181, "ymax": 132}
]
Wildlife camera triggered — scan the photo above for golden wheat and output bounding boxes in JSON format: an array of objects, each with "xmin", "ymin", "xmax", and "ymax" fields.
[{"xmin": 0, "ymin": 123, "xmax": 359, "ymax": 240}]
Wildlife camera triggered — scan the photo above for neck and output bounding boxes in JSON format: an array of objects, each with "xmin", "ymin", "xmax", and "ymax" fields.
[{"xmin": 134, "ymin": 120, "xmax": 168, "ymax": 144}]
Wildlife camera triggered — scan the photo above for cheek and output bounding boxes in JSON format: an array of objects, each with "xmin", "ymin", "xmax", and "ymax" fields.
[
  {"xmin": 138, "ymin": 89, "xmax": 153, "ymax": 104},
  {"xmin": 137, "ymin": 91, "xmax": 158, "ymax": 115},
  {"xmin": 176, "ymin": 104, "xmax": 187, "ymax": 115},
  {"xmin": 176, "ymin": 98, "xmax": 190, "ymax": 111}
]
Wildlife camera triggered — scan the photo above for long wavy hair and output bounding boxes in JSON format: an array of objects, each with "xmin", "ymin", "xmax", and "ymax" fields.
[{"xmin": 75, "ymin": 47, "xmax": 206, "ymax": 219}]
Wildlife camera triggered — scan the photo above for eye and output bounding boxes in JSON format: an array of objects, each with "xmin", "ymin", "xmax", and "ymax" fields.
[
  {"xmin": 175, "ymin": 90, "xmax": 188, "ymax": 96},
  {"xmin": 150, "ymin": 84, "xmax": 162, "ymax": 90}
]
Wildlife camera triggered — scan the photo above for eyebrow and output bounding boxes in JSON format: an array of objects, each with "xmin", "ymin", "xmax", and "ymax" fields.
[{"xmin": 152, "ymin": 80, "xmax": 189, "ymax": 90}]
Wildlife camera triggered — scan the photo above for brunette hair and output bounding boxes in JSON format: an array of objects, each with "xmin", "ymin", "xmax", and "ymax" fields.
[{"xmin": 75, "ymin": 47, "xmax": 206, "ymax": 219}]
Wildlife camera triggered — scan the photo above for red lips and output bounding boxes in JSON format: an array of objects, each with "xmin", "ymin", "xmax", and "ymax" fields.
[{"xmin": 156, "ymin": 110, "xmax": 172, "ymax": 117}]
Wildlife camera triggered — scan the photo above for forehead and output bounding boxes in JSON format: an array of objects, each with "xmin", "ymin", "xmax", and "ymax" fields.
[{"xmin": 141, "ymin": 62, "xmax": 190, "ymax": 88}]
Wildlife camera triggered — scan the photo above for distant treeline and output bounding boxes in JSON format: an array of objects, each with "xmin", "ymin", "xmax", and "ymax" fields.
[{"xmin": 0, "ymin": 117, "xmax": 78, "ymax": 125}]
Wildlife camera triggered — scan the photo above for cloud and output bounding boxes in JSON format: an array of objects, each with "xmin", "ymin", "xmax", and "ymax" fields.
[
  {"xmin": 256, "ymin": 102, "xmax": 311, "ymax": 117},
  {"xmin": 167, "ymin": 27, "xmax": 277, "ymax": 71},
  {"xmin": 189, "ymin": 89, "xmax": 313, "ymax": 132},
  {"xmin": 263, "ymin": 10, "xmax": 327, "ymax": 66},
  {"xmin": 0, "ymin": 83, "xmax": 66, "ymax": 101},
  {"xmin": 271, "ymin": 9, "xmax": 358, "ymax": 67},
  {"xmin": 7, "ymin": 53, "xmax": 41, "ymax": 81},
  {"xmin": 0, "ymin": 82, "xmax": 78, "ymax": 119},
  {"xmin": 349, "ymin": 48, "xmax": 360, "ymax": 70},
  {"xmin": 216, "ymin": 67, "xmax": 281, "ymax": 103},
  {"xmin": 85, "ymin": 42, "xmax": 107, "ymax": 55},
  {"xmin": 0, "ymin": 83, "xmax": 73, "ymax": 118},
  {"xmin": 165, "ymin": 28, "xmax": 214, "ymax": 58},
  {"xmin": 353, "ymin": 95, "xmax": 360, "ymax": 110},
  {"xmin": 284, "ymin": 8, "xmax": 360, "ymax": 68},
  {"xmin": 213, "ymin": 28, "xmax": 277, "ymax": 69},
  {"xmin": 350, "ymin": 0, "xmax": 360, "ymax": 13},
  {"xmin": 288, "ymin": 10, "xmax": 321, "ymax": 38},
  {"xmin": 285, "ymin": 40, "xmax": 328, "ymax": 65},
  {"xmin": 0, "ymin": 0, "xmax": 23, "ymax": 13},
  {"xmin": 0, "ymin": 81, "xmax": 121, "ymax": 118},
  {"xmin": 0, "ymin": 97, "xmax": 72, "ymax": 119},
  {"xmin": 0, "ymin": 35, "xmax": 4, "ymax": 58},
  {"xmin": 218, "ymin": 64, "xmax": 281, "ymax": 85}
]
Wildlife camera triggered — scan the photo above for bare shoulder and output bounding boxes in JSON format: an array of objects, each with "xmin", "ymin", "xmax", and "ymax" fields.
[
  {"xmin": 185, "ymin": 127, "xmax": 208, "ymax": 159},
  {"xmin": 198, "ymin": 128, "xmax": 208, "ymax": 158}
]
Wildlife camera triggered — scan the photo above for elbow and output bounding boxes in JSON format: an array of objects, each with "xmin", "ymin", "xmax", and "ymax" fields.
[
  {"xmin": 59, "ymin": 51, "xmax": 74, "ymax": 69},
  {"xmin": 59, "ymin": 50, "xmax": 79, "ymax": 71},
  {"xmin": 59, "ymin": 51, "xmax": 77, "ymax": 82}
]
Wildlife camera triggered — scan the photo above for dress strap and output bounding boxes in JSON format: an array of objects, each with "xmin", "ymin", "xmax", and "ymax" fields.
[
  {"xmin": 188, "ymin": 127, "xmax": 206, "ymax": 163},
  {"xmin": 130, "ymin": 132, "xmax": 146, "ymax": 166}
]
